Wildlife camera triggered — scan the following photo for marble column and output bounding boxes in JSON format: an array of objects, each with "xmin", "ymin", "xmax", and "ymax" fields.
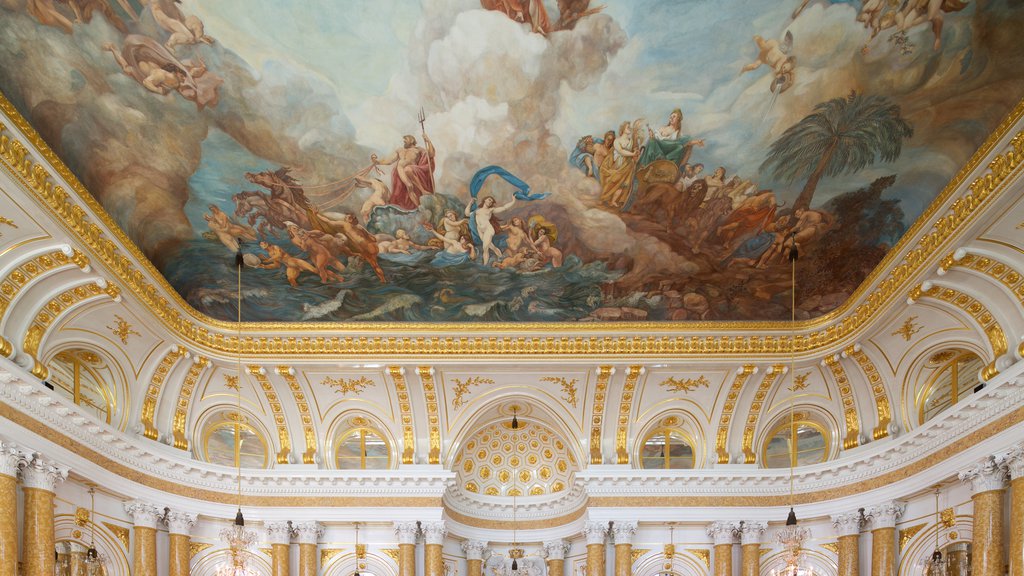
[
  {"xmin": 866, "ymin": 502, "xmax": 904, "ymax": 576},
  {"xmin": 960, "ymin": 456, "xmax": 1009, "ymax": 576},
  {"xmin": 583, "ymin": 521, "xmax": 608, "ymax": 576},
  {"xmin": 295, "ymin": 522, "xmax": 323, "ymax": 576},
  {"xmin": 167, "ymin": 511, "xmax": 197, "ymax": 576},
  {"xmin": 947, "ymin": 542, "xmax": 970, "ymax": 576},
  {"xmin": 738, "ymin": 522, "xmax": 765, "ymax": 576},
  {"xmin": 1005, "ymin": 445, "xmax": 1024, "ymax": 576},
  {"xmin": 830, "ymin": 511, "xmax": 863, "ymax": 576},
  {"xmin": 423, "ymin": 521, "xmax": 447, "ymax": 576},
  {"xmin": 395, "ymin": 522, "xmax": 419, "ymax": 576},
  {"xmin": 124, "ymin": 500, "xmax": 162, "ymax": 576},
  {"xmin": 0, "ymin": 442, "xmax": 27, "ymax": 576},
  {"xmin": 463, "ymin": 540, "xmax": 489, "ymax": 576},
  {"xmin": 706, "ymin": 522, "xmax": 736, "ymax": 576},
  {"xmin": 21, "ymin": 454, "xmax": 68, "ymax": 576},
  {"xmin": 612, "ymin": 521, "xmax": 637, "ymax": 576},
  {"xmin": 267, "ymin": 522, "xmax": 293, "ymax": 576},
  {"xmin": 543, "ymin": 540, "xmax": 570, "ymax": 576}
]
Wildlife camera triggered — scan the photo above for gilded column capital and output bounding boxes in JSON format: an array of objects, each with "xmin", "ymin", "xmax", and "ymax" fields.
[
  {"xmin": 959, "ymin": 455, "xmax": 1009, "ymax": 494},
  {"xmin": 830, "ymin": 511, "xmax": 864, "ymax": 537},
  {"xmin": 267, "ymin": 521, "xmax": 294, "ymax": 545},
  {"xmin": 706, "ymin": 521, "xmax": 737, "ymax": 546},
  {"xmin": 542, "ymin": 540, "xmax": 571, "ymax": 560},
  {"xmin": 394, "ymin": 521, "xmax": 419, "ymax": 545},
  {"xmin": 865, "ymin": 502, "xmax": 905, "ymax": 530},
  {"xmin": 738, "ymin": 521, "xmax": 766, "ymax": 546},
  {"xmin": 165, "ymin": 510, "xmax": 197, "ymax": 535},
  {"xmin": 0, "ymin": 440, "xmax": 28, "ymax": 478},
  {"xmin": 20, "ymin": 455, "xmax": 68, "ymax": 491},
  {"xmin": 1002, "ymin": 444, "xmax": 1024, "ymax": 480},
  {"xmin": 583, "ymin": 521, "xmax": 608, "ymax": 545},
  {"xmin": 462, "ymin": 540, "xmax": 490, "ymax": 561},
  {"xmin": 295, "ymin": 521, "xmax": 324, "ymax": 545},
  {"xmin": 422, "ymin": 521, "xmax": 447, "ymax": 545},
  {"xmin": 123, "ymin": 500, "xmax": 163, "ymax": 529},
  {"xmin": 611, "ymin": 521, "xmax": 637, "ymax": 546}
]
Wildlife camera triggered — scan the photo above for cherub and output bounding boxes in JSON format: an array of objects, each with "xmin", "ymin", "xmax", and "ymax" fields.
[
  {"xmin": 149, "ymin": 0, "xmax": 215, "ymax": 52},
  {"xmin": 739, "ymin": 32, "xmax": 796, "ymax": 94},
  {"xmin": 378, "ymin": 229, "xmax": 431, "ymax": 255}
]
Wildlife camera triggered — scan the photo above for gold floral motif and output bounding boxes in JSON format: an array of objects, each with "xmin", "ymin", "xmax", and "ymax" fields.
[
  {"xmin": 615, "ymin": 366, "xmax": 643, "ymax": 464},
  {"xmin": 418, "ymin": 366, "xmax": 441, "ymax": 464},
  {"xmin": 590, "ymin": 366, "xmax": 613, "ymax": 464},
  {"xmin": 102, "ymin": 522, "xmax": 130, "ymax": 549},
  {"xmin": 382, "ymin": 548, "xmax": 400, "ymax": 563},
  {"xmin": 788, "ymin": 372, "xmax": 810, "ymax": 392},
  {"xmin": 821, "ymin": 542, "xmax": 839, "ymax": 554},
  {"xmin": 451, "ymin": 376, "xmax": 494, "ymax": 409},
  {"xmin": 223, "ymin": 374, "xmax": 239, "ymax": 391},
  {"xmin": 940, "ymin": 507, "xmax": 956, "ymax": 527},
  {"xmin": 172, "ymin": 356, "xmax": 209, "ymax": 450},
  {"xmin": 140, "ymin": 346, "xmax": 188, "ymax": 441},
  {"xmin": 630, "ymin": 549, "xmax": 650, "ymax": 563},
  {"xmin": 824, "ymin": 356, "xmax": 860, "ymax": 450},
  {"xmin": 686, "ymin": 550, "xmax": 710, "ymax": 570},
  {"xmin": 0, "ymin": 215, "xmax": 16, "ymax": 235},
  {"xmin": 891, "ymin": 316, "xmax": 922, "ymax": 341},
  {"xmin": 659, "ymin": 375, "xmax": 709, "ymax": 393},
  {"xmin": 321, "ymin": 549, "xmax": 344, "ymax": 566},
  {"xmin": 105, "ymin": 314, "xmax": 140, "ymax": 345},
  {"xmin": 845, "ymin": 347, "xmax": 891, "ymax": 440},
  {"xmin": 189, "ymin": 542, "xmax": 213, "ymax": 558},
  {"xmin": 716, "ymin": 365, "xmax": 756, "ymax": 463},
  {"xmin": 540, "ymin": 376, "xmax": 578, "ymax": 407},
  {"xmin": 74, "ymin": 507, "xmax": 89, "ymax": 526},
  {"xmin": 323, "ymin": 375, "xmax": 374, "ymax": 396},
  {"xmin": 742, "ymin": 365, "xmax": 785, "ymax": 463},
  {"xmin": 248, "ymin": 365, "xmax": 291, "ymax": 464},
  {"xmin": 899, "ymin": 523, "xmax": 927, "ymax": 552},
  {"xmin": 277, "ymin": 366, "xmax": 317, "ymax": 464}
]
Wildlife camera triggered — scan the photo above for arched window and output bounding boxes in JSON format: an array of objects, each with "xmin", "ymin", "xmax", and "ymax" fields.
[
  {"xmin": 202, "ymin": 413, "xmax": 268, "ymax": 468},
  {"xmin": 919, "ymin": 351, "xmax": 983, "ymax": 424},
  {"xmin": 762, "ymin": 415, "xmax": 828, "ymax": 468},
  {"xmin": 640, "ymin": 427, "xmax": 695, "ymax": 469},
  {"xmin": 335, "ymin": 428, "xmax": 390, "ymax": 470},
  {"xmin": 47, "ymin": 350, "xmax": 115, "ymax": 424}
]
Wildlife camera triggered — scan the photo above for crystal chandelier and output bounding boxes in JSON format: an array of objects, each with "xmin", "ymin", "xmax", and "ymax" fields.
[
  {"xmin": 83, "ymin": 486, "xmax": 109, "ymax": 576},
  {"xmin": 215, "ymin": 248, "xmax": 259, "ymax": 576},
  {"xmin": 917, "ymin": 487, "xmax": 969, "ymax": 576},
  {"xmin": 770, "ymin": 236, "xmax": 814, "ymax": 576}
]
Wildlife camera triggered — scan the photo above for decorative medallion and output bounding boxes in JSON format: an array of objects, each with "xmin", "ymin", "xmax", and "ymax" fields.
[
  {"xmin": 105, "ymin": 314, "xmax": 140, "ymax": 345},
  {"xmin": 74, "ymin": 507, "xmax": 90, "ymax": 527},
  {"xmin": 788, "ymin": 372, "xmax": 810, "ymax": 392},
  {"xmin": 892, "ymin": 315, "xmax": 922, "ymax": 341},
  {"xmin": 940, "ymin": 508, "xmax": 956, "ymax": 528},
  {"xmin": 660, "ymin": 375, "xmax": 709, "ymax": 393},
  {"xmin": 224, "ymin": 374, "xmax": 239, "ymax": 391},
  {"xmin": 323, "ymin": 375, "xmax": 374, "ymax": 396}
]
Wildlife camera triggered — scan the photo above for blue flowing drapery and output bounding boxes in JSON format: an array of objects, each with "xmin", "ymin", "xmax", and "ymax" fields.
[{"xmin": 466, "ymin": 166, "xmax": 549, "ymax": 248}]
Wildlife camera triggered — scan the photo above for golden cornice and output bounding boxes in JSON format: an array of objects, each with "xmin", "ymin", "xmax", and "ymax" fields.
[
  {"xmin": 247, "ymin": 365, "xmax": 292, "ymax": 464},
  {"xmin": 389, "ymin": 366, "xmax": 416, "ymax": 465},
  {"xmin": 277, "ymin": 366, "xmax": 317, "ymax": 464},
  {"xmin": 0, "ymin": 91, "xmax": 1022, "ymax": 356},
  {"xmin": 941, "ymin": 252, "xmax": 1024, "ymax": 308},
  {"xmin": 589, "ymin": 366, "xmax": 613, "ymax": 464},
  {"xmin": 741, "ymin": 365, "xmax": 785, "ymax": 464},
  {"xmin": 909, "ymin": 285, "xmax": 1008, "ymax": 380},
  {"xmin": 418, "ymin": 366, "xmax": 441, "ymax": 464},
  {"xmin": 823, "ymin": 355, "xmax": 860, "ymax": 450},
  {"xmin": 141, "ymin": 347, "xmax": 188, "ymax": 441},
  {"xmin": 844, "ymin": 347, "xmax": 890, "ymax": 440},
  {"xmin": 171, "ymin": 356, "xmax": 210, "ymax": 450},
  {"xmin": 715, "ymin": 365, "xmax": 756, "ymax": 464},
  {"xmin": 615, "ymin": 366, "xmax": 642, "ymax": 464}
]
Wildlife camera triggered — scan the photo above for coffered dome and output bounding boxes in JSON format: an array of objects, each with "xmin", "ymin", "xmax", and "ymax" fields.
[{"xmin": 454, "ymin": 420, "xmax": 577, "ymax": 498}]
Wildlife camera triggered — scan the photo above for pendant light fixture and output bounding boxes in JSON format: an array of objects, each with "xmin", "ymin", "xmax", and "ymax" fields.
[
  {"xmin": 83, "ymin": 485, "xmax": 108, "ymax": 576},
  {"xmin": 918, "ymin": 487, "xmax": 951, "ymax": 576},
  {"xmin": 354, "ymin": 522, "xmax": 362, "ymax": 576},
  {"xmin": 215, "ymin": 246, "xmax": 258, "ymax": 576},
  {"xmin": 509, "ymin": 407, "xmax": 523, "ymax": 573}
]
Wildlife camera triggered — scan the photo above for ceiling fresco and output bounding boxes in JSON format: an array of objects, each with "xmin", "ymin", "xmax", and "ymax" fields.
[{"xmin": 0, "ymin": 0, "xmax": 1022, "ymax": 323}]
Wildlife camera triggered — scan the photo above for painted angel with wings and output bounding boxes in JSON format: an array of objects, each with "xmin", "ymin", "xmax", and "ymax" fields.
[{"xmin": 739, "ymin": 31, "xmax": 796, "ymax": 94}]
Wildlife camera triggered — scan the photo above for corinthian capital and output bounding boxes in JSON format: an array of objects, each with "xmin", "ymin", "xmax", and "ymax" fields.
[
  {"xmin": 958, "ymin": 456, "xmax": 1009, "ymax": 495},
  {"xmin": 266, "ymin": 521, "xmax": 294, "ymax": 545},
  {"xmin": 123, "ymin": 500, "xmax": 163, "ymax": 529},
  {"xmin": 0, "ymin": 441, "xmax": 28, "ymax": 478},
  {"xmin": 20, "ymin": 455, "xmax": 68, "ymax": 492},
  {"xmin": 422, "ymin": 521, "xmax": 447, "ymax": 545},
  {"xmin": 738, "ymin": 521, "xmax": 766, "ymax": 546},
  {"xmin": 611, "ymin": 521, "xmax": 637, "ymax": 545},
  {"xmin": 294, "ymin": 521, "xmax": 324, "ymax": 545},
  {"xmin": 865, "ymin": 502, "xmax": 905, "ymax": 530},
  {"xmin": 462, "ymin": 540, "xmax": 490, "ymax": 561},
  {"xmin": 395, "ymin": 521, "xmax": 419, "ymax": 545},
  {"xmin": 1002, "ymin": 444, "xmax": 1024, "ymax": 480},
  {"xmin": 830, "ymin": 511, "xmax": 863, "ymax": 537},
  {"xmin": 706, "ymin": 522, "xmax": 737, "ymax": 546},
  {"xmin": 542, "ymin": 540, "xmax": 571, "ymax": 560},
  {"xmin": 582, "ymin": 521, "xmax": 608, "ymax": 545},
  {"xmin": 165, "ymin": 510, "xmax": 197, "ymax": 535}
]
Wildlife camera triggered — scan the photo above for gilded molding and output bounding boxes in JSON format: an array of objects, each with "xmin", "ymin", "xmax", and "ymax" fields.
[
  {"xmin": 615, "ymin": 365, "xmax": 643, "ymax": 464},
  {"xmin": 418, "ymin": 366, "xmax": 441, "ymax": 464},
  {"xmin": 909, "ymin": 284, "xmax": 1008, "ymax": 380},
  {"xmin": 716, "ymin": 365, "xmax": 756, "ymax": 464},
  {"xmin": 141, "ymin": 347, "xmax": 188, "ymax": 441},
  {"xmin": 278, "ymin": 366, "xmax": 317, "ymax": 464},
  {"xmin": 0, "ymin": 247, "xmax": 89, "ymax": 330},
  {"xmin": 843, "ymin": 346, "xmax": 891, "ymax": 440},
  {"xmin": 388, "ymin": 366, "xmax": 415, "ymax": 464},
  {"xmin": 686, "ymin": 550, "xmax": 711, "ymax": 570},
  {"xmin": 188, "ymin": 542, "xmax": 213, "ymax": 559},
  {"xmin": 247, "ymin": 365, "xmax": 292, "ymax": 464},
  {"xmin": 941, "ymin": 252, "xmax": 1024, "ymax": 309},
  {"xmin": 820, "ymin": 542, "xmax": 839, "ymax": 555},
  {"xmin": 898, "ymin": 523, "xmax": 926, "ymax": 552},
  {"xmin": 22, "ymin": 281, "xmax": 117, "ymax": 379},
  {"xmin": 590, "ymin": 366, "xmax": 613, "ymax": 464},
  {"xmin": 742, "ymin": 365, "xmax": 785, "ymax": 464},
  {"xmin": 102, "ymin": 522, "xmax": 130, "ymax": 549},
  {"xmin": 823, "ymin": 355, "xmax": 860, "ymax": 450},
  {"xmin": 171, "ymin": 356, "xmax": 209, "ymax": 450},
  {"xmin": 2, "ymin": 86, "xmax": 1023, "ymax": 357},
  {"xmin": 382, "ymin": 548, "xmax": 400, "ymax": 563}
]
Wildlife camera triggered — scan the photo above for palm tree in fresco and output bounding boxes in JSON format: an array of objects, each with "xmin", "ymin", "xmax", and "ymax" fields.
[{"xmin": 761, "ymin": 91, "xmax": 913, "ymax": 212}]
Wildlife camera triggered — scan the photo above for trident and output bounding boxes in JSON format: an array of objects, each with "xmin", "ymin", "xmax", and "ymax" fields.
[{"xmin": 418, "ymin": 107, "xmax": 437, "ymax": 196}]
